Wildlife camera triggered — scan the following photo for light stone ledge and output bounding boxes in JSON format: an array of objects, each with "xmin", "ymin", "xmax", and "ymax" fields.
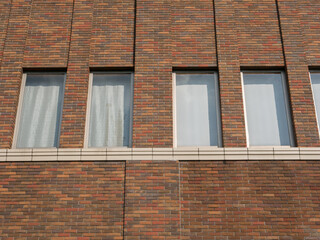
[{"xmin": 0, "ymin": 147, "xmax": 319, "ymax": 162}]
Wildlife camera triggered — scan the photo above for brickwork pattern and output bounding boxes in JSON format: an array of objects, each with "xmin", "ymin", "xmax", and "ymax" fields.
[
  {"xmin": 277, "ymin": 0, "xmax": 320, "ymax": 147},
  {"xmin": 23, "ymin": 0, "xmax": 73, "ymax": 68},
  {"xmin": 59, "ymin": 0, "xmax": 93, "ymax": 148},
  {"xmin": 0, "ymin": 0, "xmax": 33, "ymax": 149},
  {"xmin": 1, "ymin": 1, "xmax": 320, "ymax": 238},
  {"xmin": 0, "ymin": 162, "xmax": 125, "ymax": 239},
  {"xmin": 214, "ymin": 0, "xmax": 247, "ymax": 147},
  {"xmin": 181, "ymin": 161, "xmax": 320, "ymax": 240},
  {"xmin": 132, "ymin": 0, "xmax": 173, "ymax": 147},
  {"xmin": 1, "ymin": 0, "xmax": 320, "ymax": 147},
  {"xmin": 89, "ymin": 0, "xmax": 134, "ymax": 67},
  {"xmin": 0, "ymin": 0, "xmax": 11, "ymax": 67},
  {"xmin": 125, "ymin": 161, "xmax": 180, "ymax": 239},
  {"xmin": 235, "ymin": 0, "xmax": 284, "ymax": 66},
  {"xmin": 299, "ymin": 0, "xmax": 320, "ymax": 66},
  {"xmin": 172, "ymin": 0, "xmax": 216, "ymax": 67},
  {"xmin": 0, "ymin": 160, "xmax": 320, "ymax": 239}
]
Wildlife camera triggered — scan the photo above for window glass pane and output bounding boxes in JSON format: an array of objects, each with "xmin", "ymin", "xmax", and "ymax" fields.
[
  {"xmin": 176, "ymin": 73, "xmax": 219, "ymax": 146},
  {"xmin": 310, "ymin": 73, "xmax": 320, "ymax": 133},
  {"xmin": 16, "ymin": 74, "xmax": 65, "ymax": 148},
  {"xmin": 243, "ymin": 73, "xmax": 291, "ymax": 146},
  {"xmin": 89, "ymin": 74, "xmax": 131, "ymax": 147}
]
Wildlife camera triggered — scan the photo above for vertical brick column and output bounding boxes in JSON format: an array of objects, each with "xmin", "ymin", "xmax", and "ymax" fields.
[
  {"xmin": 214, "ymin": 0, "xmax": 247, "ymax": 147},
  {"xmin": 0, "ymin": 0, "xmax": 11, "ymax": 66},
  {"xmin": 59, "ymin": 0, "xmax": 93, "ymax": 148},
  {"xmin": 0, "ymin": 0, "xmax": 32, "ymax": 148},
  {"xmin": 299, "ymin": 0, "xmax": 320, "ymax": 66},
  {"xmin": 124, "ymin": 161, "xmax": 180, "ymax": 239},
  {"xmin": 23, "ymin": 0, "xmax": 73, "ymax": 68},
  {"xmin": 132, "ymin": 0, "xmax": 173, "ymax": 148},
  {"xmin": 89, "ymin": 0, "xmax": 135, "ymax": 67},
  {"xmin": 277, "ymin": 0, "xmax": 320, "ymax": 146}
]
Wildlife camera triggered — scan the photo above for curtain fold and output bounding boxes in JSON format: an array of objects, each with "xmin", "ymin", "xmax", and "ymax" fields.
[
  {"xmin": 17, "ymin": 74, "xmax": 64, "ymax": 148},
  {"xmin": 89, "ymin": 74, "xmax": 131, "ymax": 147}
]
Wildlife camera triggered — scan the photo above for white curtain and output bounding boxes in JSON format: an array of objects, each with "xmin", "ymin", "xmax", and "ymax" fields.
[
  {"xmin": 243, "ymin": 73, "xmax": 291, "ymax": 146},
  {"xmin": 176, "ymin": 74, "xmax": 219, "ymax": 146},
  {"xmin": 311, "ymin": 73, "xmax": 320, "ymax": 132},
  {"xmin": 89, "ymin": 74, "xmax": 131, "ymax": 147},
  {"xmin": 17, "ymin": 74, "xmax": 64, "ymax": 148}
]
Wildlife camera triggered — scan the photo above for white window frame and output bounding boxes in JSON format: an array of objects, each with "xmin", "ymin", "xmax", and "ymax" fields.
[
  {"xmin": 241, "ymin": 71, "xmax": 295, "ymax": 147},
  {"xmin": 172, "ymin": 71, "xmax": 222, "ymax": 148},
  {"xmin": 12, "ymin": 72, "xmax": 66, "ymax": 149},
  {"xmin": 84, "ymin": 72, "xmax": 134, "ymax": 148},
  {"xmin": 309, "ymin": 70, "xmax": 320, "ymax": 136}
]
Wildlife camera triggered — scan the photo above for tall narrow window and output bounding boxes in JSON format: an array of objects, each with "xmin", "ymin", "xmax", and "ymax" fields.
[
  {"xmin": 310, "ymin": 72, "xmax": 320, "ymax": 134},
  {"xmin": 174, "ymin": 72, "xmax": 221, "ymax": 147},
  {"xmin": 14, "ymin": 73, "xmax": 65, "ymax": 148},
  {"xmin": 242, "ymin": 72, "xmax": 293, "ymax": 146},
  {"xmin": 86, "ymin": 73, "xmax": 132, "ymax": 147}
]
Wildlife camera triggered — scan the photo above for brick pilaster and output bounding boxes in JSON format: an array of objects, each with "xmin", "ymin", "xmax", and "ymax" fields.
[
  {"xmin": 214, "ymin": 0, "xmax": 247, "ymax": 147},
  {"xmin": 89, "ymin": 0, "xmax": 135, "ymax": 67},
  {"xmin": 132, "ymin": 0, "xmax": 173, "ymax": 147},
  {"xmin": 59, "ymin": 0, "xmax": 93, "ymax": 148},
  {"xmin": 0, "ymin": 0, "xmax": 11, "ymax": 67},
  {"xmin": 277, "ymin": 0, "xmax": 320, "ymax": 146},
  {"xmin": 0, "ymin": 0, "xmax": 32, "ymax": 148},
  {"xmin": 23, "ymin": 0, "xmax": 73, "ymax": 68}
]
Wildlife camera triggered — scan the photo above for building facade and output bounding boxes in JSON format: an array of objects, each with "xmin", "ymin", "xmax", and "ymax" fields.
[{"xmin": 0, "ymin": 0, "xmax": 320, "ymax": 239}]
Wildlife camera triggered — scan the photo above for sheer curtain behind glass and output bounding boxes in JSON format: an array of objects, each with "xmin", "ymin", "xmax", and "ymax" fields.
[
  {"xmin": 310, "ymin": 73, "xmax": 320, "ymax": 133},
  {"xmin": 176, "ymin": 74, "xmax": 219, "ymax": 146},
  {"xmin": 16, "ymin": 74, "xmax": 65, "ymax": 148},
  {"xmin": 89, "ymin": 74, "xmax": 131, "ymax": 147},
  {"xmin": 243, "ymin": 73, "xmax": 291, "ymax": 146}
]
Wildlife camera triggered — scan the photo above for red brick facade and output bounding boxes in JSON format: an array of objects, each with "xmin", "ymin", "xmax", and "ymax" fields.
[
  {"xmin": 1, "ymin": 0, "xmax": 320, "ymax": 147},
  {"xmin": 1, "ymin": 160, "xmax": 320, "ymax": 239},
  {"xmin": 0, "ymin": 0, "xmax": 320, "ymax": 239}
]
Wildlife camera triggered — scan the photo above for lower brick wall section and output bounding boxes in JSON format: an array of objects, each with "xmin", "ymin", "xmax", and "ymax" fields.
[
  {"xmin": 1, "ymin": 160, "xmax": 320, "ymax": 239},
  {"xmin": 180, "ymin": 161, "xmax": 320, "ymax": 240},
  {"xmin": 124, "ymin": 161, "xmax": 180, "ymax": 239},
  {"xmin": 0, "ymin": 162, "xmax": 125, "ymax": 240}
]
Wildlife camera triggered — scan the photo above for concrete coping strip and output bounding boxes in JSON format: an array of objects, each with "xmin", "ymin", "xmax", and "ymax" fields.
[{"xmin": 0, "ymin": 147, "xmax": 320, "ymax": 162}]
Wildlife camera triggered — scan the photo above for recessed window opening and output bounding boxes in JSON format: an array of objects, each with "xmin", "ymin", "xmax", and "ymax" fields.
[
  {"xmin": 242, "ymin": 71, "xmax": 294, "ymax": 146},
  {"xmin": 13, "ymin": 73, "xmax": 65, "ymax": 148},
  {"xmin": 173, "ymin": 72, "xmax": 221, "ymax": 147},
  {"xmin": 310, "ymin": 71, "xmax": 320, "ymax": 135},
  {"xmin": 85, "ymin": 72, "xmax": 133, "ymax": 148}
]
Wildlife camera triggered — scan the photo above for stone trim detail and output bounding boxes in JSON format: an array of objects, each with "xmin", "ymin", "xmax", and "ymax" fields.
[{"xmin": 1, "ymin": 147, "xmax": 320, "ymax": 162}]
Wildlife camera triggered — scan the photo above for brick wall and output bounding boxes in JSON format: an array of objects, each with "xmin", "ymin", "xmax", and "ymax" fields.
[
  {"xmin": 132, "ymin": 0, "xmax": 173, "ymax": 147},
  {"xmin": 0, "ymin": 162, "xmax": 125, "ymax": 239},
  {"xmin": 0, "ymin": 0, "xmax": 320, "ymax": 147},
  {"xmin": 235, "ymin": 0, "xmax": 284, "ymax": 66},
  {"xmin": 180, "ymin": 161, "xmax": 320, "ymax": 240},
  {"xmin": 0, "ymin": 0, "xmax": 320, "ymax": 238},
  {"xmin": 172, "ymin": 0, "xmax": 216, "ymax": 67},
  {"xmin": 23, "ymin": 0, "xmax": 73, "ymax": 68},
  {"xmin": 0, "ymin": 0, "xmax": 33, "ymax": 149},
  {"xmin": 1, "ymin": 160, "xmax": 320, "ymax": 239},
  {"xmin": 125, "ymin": 161, "xmax": 180, "ymax": 239}
]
